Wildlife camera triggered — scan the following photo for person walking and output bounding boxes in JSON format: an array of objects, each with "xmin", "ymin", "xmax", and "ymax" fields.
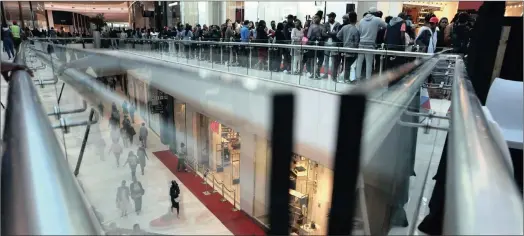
[
  {"xmin": 110, "ymin": 126, "xmax": 121, "ymax": 144},
  {"xmin": 122, "ymin": 100, "xmax": 129, "ymax": 116},
  {"xmin": 139, "ymin": 123, "xmax": 148, "ymax": 148},
  {"xmin": 97, "ymin": 137, "xmax": 107, "ymax": 161},
  {"xmin": 129, "ymin": 102, "xmax": 136, "ymax": 124},
  {"xmin": 116, "ymin": 180, "xmax": 131, "ymax": 217},
  {"xmin": 124, "ymin": 151, "xmax": 139, "ymax": 180},
  {"xmin": 137, "ymin": 145, "xmax": 149, "ymax": 175},
  {"xmin": 177, "ymin": 143, "xmax": 187, "ymax": 172},
  {"xmin": 127, "ymin": 122, "xmax": 136, "ymax": 145},
  {"xmin": 121, "ymin": 125, "xmax": 129, "ymax": 148},
  {"xmin": 1, "ymin": 23, "xmax": 15, "ymax": 60},
  {"xmin": 109, "ymin": 140, "xmax": 123, "ymax": 167},
  {"xmin": 9, "ymin": 21, "xmax": 21, "ymax": 54},
  {"xmin": 170, "ymin": 180, "xmax": 181, "ymax": 217},
  {"xmin": 130, "ymin": 177, "xmax": 145, "ymax": 215}
]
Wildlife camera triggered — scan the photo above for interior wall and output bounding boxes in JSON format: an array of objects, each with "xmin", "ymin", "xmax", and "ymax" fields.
[
  {"xmin": 197, "ymin": 2, "xmax": 208, "ymax": 25},
  {"xmin": 239, "ymin": 131, "xmax": 256, "ymax": 214},
  {"xmin": 253, "ymin": 136, "xmax": 269, "ymax": 218}
]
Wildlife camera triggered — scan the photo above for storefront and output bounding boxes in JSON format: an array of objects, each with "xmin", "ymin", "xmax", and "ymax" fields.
[
  {"xmin": 197, "ymin": 114, "xmax": 241, "ymax": 206},
  {"xmin": 147, "ymin": 88, "xmax": 166, "ymax": 137},
  {"xmin": 252, "ymin": 137, "xmax": 334, "ymax": 235},
  {"xmin": 127, "ymin": 72, "xmax": 149, "ymax": 123}
]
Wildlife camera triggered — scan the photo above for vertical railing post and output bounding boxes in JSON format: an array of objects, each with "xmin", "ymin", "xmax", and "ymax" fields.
[
  {"xmin": 327, "ymin": 93, "xmax": 367, "ymax": 235},
  {"xmin": 74, "ymin": 109, "xmax": 96, "ymax": 176},
  {"xmin": 268, "ymin": 93, "xmax": 294, "ymax": 235}
]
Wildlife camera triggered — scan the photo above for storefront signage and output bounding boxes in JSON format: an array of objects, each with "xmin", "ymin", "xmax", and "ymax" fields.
[{"xmin": 149, "ymin": 89, "xmax": 169, "ymax": 114}]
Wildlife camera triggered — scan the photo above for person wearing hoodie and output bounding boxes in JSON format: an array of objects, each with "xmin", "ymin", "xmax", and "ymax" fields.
[
  {"xmin": 337, "ymin": 12, "xmax": 360, "ymax": 83},
  {"xmin": 415, "ymin": 15, "xmax": 439, "ymax": 53},
  {"xmin": 384, "ymin": 13, "xmax": 407, "ymax": 69},
  {"xmin": 323, "ymin": 12, "xmax": 342, "ymax": 80},
  {"xmin": 356, "ymin": 7, "xmax": 387, "ymax": 80},
  {"xmin": 306, "ymin": 11, "xmax": 328, "ymax": 79}
]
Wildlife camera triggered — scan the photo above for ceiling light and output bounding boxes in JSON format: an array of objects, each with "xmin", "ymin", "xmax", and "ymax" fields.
[{"xmin": 168, "ymin": 2, "xmax": 178, "ymax": 7}]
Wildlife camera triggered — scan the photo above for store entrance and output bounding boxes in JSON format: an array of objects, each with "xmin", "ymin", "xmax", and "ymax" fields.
[{"xmin": 197, "ymin": 114, "xmax": 241, "ymax": 207}]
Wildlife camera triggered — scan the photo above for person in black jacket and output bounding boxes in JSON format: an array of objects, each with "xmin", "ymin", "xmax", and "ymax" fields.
[
  {"xmin": 170, "ymin": 180, "xmax": 181, "ymax": 217},
  {"xmin": 255, "ymin": 20, "xmax": 269, "ymax": 69},
  {"xmin": 384, "ymin": 13, "xmax": 407, "ymax": 70},
  {"xmin": 282, "ymin": 14, "xmax": 296, "ymax": 72},
  {"xmin": 270, "ymin": 23, "xmax": 286, "ymax": 72},
  {"xmin": 323, "ymin": 12, "xmax": 342, "ymax": 80},
  {"xmin": 130, "ymin": 177, "xmax": 145, "ymax": 215}
]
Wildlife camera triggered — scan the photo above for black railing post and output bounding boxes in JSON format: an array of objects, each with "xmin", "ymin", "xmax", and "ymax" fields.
[
  {"xmin": 74, "ymin": 109, "xmax": 95, "ymax": 176},
  {"xmin": 328, "ymin": 93, "xmax": 367, "ymax": 235},
  {"xmin": 268, "ymin": 93, "xmax": 295, "ymax": 235},
  {"xmin": 57, "ymin": 83, "xmax": 65, "ymax": 105}
]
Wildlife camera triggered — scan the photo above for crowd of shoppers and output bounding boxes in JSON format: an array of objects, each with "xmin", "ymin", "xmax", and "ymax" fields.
[{"xmin": 97, "ymin": 8, "xmax": 473, "ymax": 83}]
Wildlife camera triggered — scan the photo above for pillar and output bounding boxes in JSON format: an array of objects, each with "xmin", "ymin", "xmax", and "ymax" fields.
[
  {"xmin": 207, "ymin": 1, "xmax": 225, "ymax": 26},
  {"xmin": 72, "ymin": 13, "xmax": 77, "ymax": 32},
  {"xmin": 18, "ymin": 1, "xmax": 24, "ymax": 28},
  {"xmin": 29, "ymin": 1, "xmax": 35, "ymax": 29},
  {"xmin": 356, "ymin": 1, "xmax": 377, "ymax": 20},
  {"xmin": 1, "ymin": 1, "xmax": 7, "ymax": 26},
  {"xmin": 46, "ymin": 10, "xmax": 54, "ymax": 29}
]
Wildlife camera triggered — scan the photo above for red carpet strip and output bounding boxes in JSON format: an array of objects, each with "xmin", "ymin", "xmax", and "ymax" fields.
[{"xmin": 154, "ymin": 150, "xmax": 265, "ymax": 235}]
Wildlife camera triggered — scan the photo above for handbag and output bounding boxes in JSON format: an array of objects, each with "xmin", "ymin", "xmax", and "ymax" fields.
[
  {"xmin": 174, "ymin": 196, "xmax": 180, "ymax": 203},
  {"xmin": 301, "ymin": 36, "xmax": 308, "ymax": 45}
]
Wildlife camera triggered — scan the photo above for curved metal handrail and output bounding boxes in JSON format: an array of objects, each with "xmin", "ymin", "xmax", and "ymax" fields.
[
  {"xmin": 1, "ymin": 42, "xmax": 103, "ymax": 235},
  {"xmin": 445, "ymin": 59, "xmax": 523, "ymax": 235}
]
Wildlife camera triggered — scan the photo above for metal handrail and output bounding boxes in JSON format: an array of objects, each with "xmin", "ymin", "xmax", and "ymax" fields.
[
  {"xmin": 445, "ymin": 59, "xmax": 523, "ymax": 235},
  {"xmin": 33, "ymin": 37, "xmax": 435, "ymax": 58},
  {"xmin": 1, "ymin": 43, "xmax": 102, "ymax": 235}
]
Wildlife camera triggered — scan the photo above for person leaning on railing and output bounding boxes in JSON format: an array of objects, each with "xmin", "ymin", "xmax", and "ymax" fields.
[{"xmin": 1, "ymin": 61, "xmax": 34, "ymax": 81}]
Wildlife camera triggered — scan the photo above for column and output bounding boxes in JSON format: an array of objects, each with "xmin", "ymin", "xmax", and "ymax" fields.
[
  {"xmin": 162, "ymin": 1, "xmax": 168, "ymax": 28},
  {"xmin": 1, "ymin": 1, "xmax": 7, "ymax": 26},
  {"xmin": 18, "ymin": 1, "xmax": 24, "ymax": 28},
  {"xmin": 207, "ymin": 1, "xmax": 224, "ymax": 26},
  {"xmin": 46, "ymin": 10, "xmax": 54, "ymax": 29},
  {"xmin": 356, "ymin": 1, "xmax": 377, "ymax": 20},
  {"xmin": 29, "ymin": 1, "xmax": 35, "ymax": 29},
  {"xmin": 72, "ymin": 13, "xmax": 77, "ymax": 32}
]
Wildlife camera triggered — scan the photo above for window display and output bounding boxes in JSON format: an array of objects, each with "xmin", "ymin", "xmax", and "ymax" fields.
[
  {"xmin": 174, "ymin": 102, "xmax": 187, "ymax": 152},
  {"xmin": 197, "ymin": 114, "xmax": 241, "ymax": 207}
]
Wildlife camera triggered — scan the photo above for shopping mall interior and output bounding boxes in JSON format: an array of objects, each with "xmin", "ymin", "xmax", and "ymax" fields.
[{"xmin": 0, "ymin": 1, "xmax": 522, "ymax": 236}]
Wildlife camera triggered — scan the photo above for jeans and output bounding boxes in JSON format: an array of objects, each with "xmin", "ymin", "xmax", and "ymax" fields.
[
  {"xmin": 343, "ymin": 55, "xmax": 358, "ymax": 81},
  {"xmin": 111, "ymin": 39, "xmax": 118, "ymax": 49},
  {"xmin": 356, "ymin": 52, "xmax": 374, "ymax": 80},
  {"xmin": 133, "ymin": 197, "xmax": 142, "ymax": 213},
  {"xmin": 3, "ymin": 39, "xmax": 14, "ymax": 58},
  {"xmin": 130, "ymin": 166, "xmax": 137, "ymax": 179},
  {"xmin": 306, "ymin": 50, "xmax": 325, "ymax": 76}
]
